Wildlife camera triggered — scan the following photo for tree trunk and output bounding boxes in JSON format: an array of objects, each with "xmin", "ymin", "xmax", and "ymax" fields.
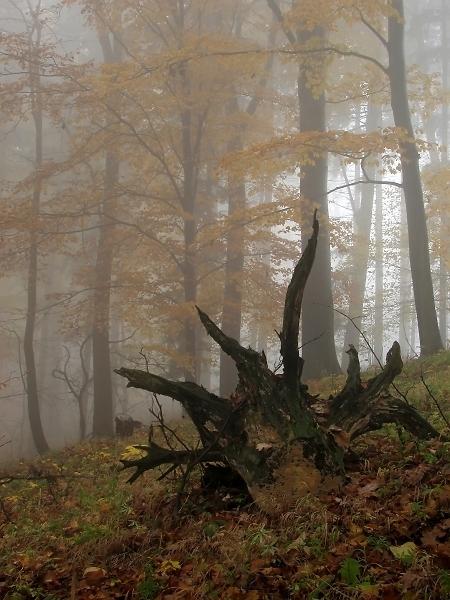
[
  {"xmin": 24, "ymin": 20, "xmax": 49, "ymax": 455},
  {"xmin": 266, "ymin": 0, "xmax": 340, "ymax": 379},
  {"xmin": 24, "ymin": 193, "xmax": 49, "ymax": 455},
  {"xmin": 373, "ymin": 181, "xmax": 384, "ymax": 361},
  {"xmin": 92, "ymin": 26, "xmax": 122, "ymax": 437},
  {"xmin": 298, "ymin": 27, "xmax": 340, "ymax": 379},
  {"xmin": 179, "ymin": 60, "xmax": 200, "ymax": 383},
  {"xmin": 220, "ymin": 177, "xmax": 245, "ymax": 397},
  {"xmin": 219, "ymin": 40, "xmax": 275, "ymax": 396},
  {"xmin": 439, "ymin": 0, "xmax": 448, "ymax": 346},
  {"xmin": 342, "ymin": 101, "xmax": 381, "ymax": 368},
  {"xmin": 398, "ymin": 199, "xmax": 411, "ymax": 355},
  {"xmin": 116, "ymin": 214, "xmax": 438, "ymax": 514},
  {"xmin": 388, "ymin": 0, "xmax": 443, "ymax": 355},
  {"xmin": 92, "ymin": 151, "xmax": 119, "ymax": 437},
  {"xmin": 79, "ymin": 334, "xmax": 92, "ymax": 440}
]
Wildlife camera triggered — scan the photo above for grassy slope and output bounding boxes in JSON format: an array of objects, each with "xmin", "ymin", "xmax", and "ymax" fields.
[{"xmin": 0, "ymin": 353, "xmax": 450, "ymax": 600}]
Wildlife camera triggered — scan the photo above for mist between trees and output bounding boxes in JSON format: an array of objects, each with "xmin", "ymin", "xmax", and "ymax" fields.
[{"xmin": 0, "ymin": 0, "xmax": 448, "ymax": 461}]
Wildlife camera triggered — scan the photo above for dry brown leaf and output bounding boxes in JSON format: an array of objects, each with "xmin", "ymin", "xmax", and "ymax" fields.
[
  {"xmin": 83, "ymin": 566, "xmax": 107, "ymax": 586},
  {"xmin": 358, "ymin": 479, "xmax": 383, "ymax": 498}
]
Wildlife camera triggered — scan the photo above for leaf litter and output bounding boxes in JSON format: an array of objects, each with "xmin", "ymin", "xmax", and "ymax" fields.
[{"xmin": 0, "ymin": 431, "xmax": 449, "ymax": 599}]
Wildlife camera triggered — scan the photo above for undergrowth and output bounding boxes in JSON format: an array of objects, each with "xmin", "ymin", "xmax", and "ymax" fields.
[{"xmin": 0, "ymin": 352, "xmax": 449, "ymax": 599}]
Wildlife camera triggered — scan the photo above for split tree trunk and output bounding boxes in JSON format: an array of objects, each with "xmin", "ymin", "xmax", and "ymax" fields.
[{"xmin": 115, "ymin": 215, "xmax": 438, "ymax": 513}]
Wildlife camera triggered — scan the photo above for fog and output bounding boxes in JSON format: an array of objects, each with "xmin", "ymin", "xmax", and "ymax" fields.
[{"xmin": 0, "ymin": 0, "xmax": 448, "ymax": 462}]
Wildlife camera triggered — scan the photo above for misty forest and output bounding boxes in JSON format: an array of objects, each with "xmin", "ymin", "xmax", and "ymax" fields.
[{"xmin": 0, "ymin": 0, "xmax": 450, "ymax": 598}]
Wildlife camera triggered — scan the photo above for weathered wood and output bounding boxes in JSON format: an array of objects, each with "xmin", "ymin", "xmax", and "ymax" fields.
[
  {"xmin": 120, "ymin": 442, "xmax": 226, "ymax": 483},
  {"xmin": 115, "ymin": 216, "xmax": 439, "ymax": 511},
  {"xmin": 346, "ymin": 395, "xmax": 439, "ymax": 441},
  {"xmin": 280, "ymin": 209, "xmax": 318, "ymax": 389},
  {"xmin": 329, "ymin": 344, "xmax": 362, "ymax": 420},
  {"xmin": 114, "ymin": 368, "xmax": 229, "ymax": 422},
  {"xmin": 114, "ymin": 367, "xmax": 232, "ymax": 443},
  {"xmin": 330, "ymin": 342, "xmax": 402, "ymax": 426},
  {"xmin": 327, "ymin": 341, "xmax": 439, "ymax": 440}
]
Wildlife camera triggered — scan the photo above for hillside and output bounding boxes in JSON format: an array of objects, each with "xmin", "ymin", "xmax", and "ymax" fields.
[{"xmin": 0, "ymin": 353, "xmax": 449, "ymax": 600}]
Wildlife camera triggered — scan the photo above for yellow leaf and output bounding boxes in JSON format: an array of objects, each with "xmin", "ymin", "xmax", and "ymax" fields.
[
  {"xmin": 389, "ymin": 542, "xmax": 418, "ymax": 562},
  {"xmin": 158, "ymin": 559, "xmax": 181, "ymax": 575},
  {"xmin": 120, "ymin": 446, "xmax": 147, "ymax": 461}
]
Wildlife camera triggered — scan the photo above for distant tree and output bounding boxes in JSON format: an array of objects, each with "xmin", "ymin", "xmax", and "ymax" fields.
[
  {"xmin": 341, "ymin": 100, "xmax": 382, "ymax": 368},
  {"xmin": 91, "ymin": 17, "xmax": 123, "ymax": 438},
  {"xmin": 0, "ymin": 0, "xmax": 62, "ymax": 454},
  {"xmin": 386, "ymin": 0, "xmax": 442, "ymax": 355},
  {"xmin": 267, "ymin": 0, "xmax": 341, "ymax": 379}
]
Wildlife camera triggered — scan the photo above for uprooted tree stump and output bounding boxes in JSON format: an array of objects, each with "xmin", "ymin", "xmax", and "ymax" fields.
[{"xmin": 115, "ymin": 213, "xmax": 439, "ymax": 513}]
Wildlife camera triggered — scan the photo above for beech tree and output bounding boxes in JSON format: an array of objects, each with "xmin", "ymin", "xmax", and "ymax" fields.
[
  {"xmin": 0, "ymin": 0, "xmax": 62, "ymax": 454},
  {"xmin": 267, "ymin": 0, "xmax": 341, "ymax": 379},
  {"xmin": 341, "ymin": 100, "xmax": 382, "ymax": 367},
  {"xmin": 387, "ymin": 0, "xmax": 443, "ymax": 355},
  {"xmin": 22, "ymin": 3, "xmax": 49, "ymax": 454},
  {"xmin": 251, "ymin": 0, "xmax": 444, "ymax": 359},
  {"xmin": 91, "ymin": 18, "xmax": 123, "ymax": 438}
]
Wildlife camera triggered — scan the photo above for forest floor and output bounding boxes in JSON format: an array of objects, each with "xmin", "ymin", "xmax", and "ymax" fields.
[{"xmin": 1, "ymin": 353, "xmax": 450, "ymax": 600}]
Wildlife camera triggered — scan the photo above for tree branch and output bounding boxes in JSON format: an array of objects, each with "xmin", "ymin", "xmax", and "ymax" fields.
[
  {"xmin": 363, "ymin": 341, "xmax": 403, "ymax": 400},
  {"xmin": 120, "ymin": 442, "xmax": 225, "ymax": 483},
  {"xmin": 195, "ymin": 306, "xmax": 262, "ymax": 371},
  {"xmin": 330, "ymin": 345, "xmax": 363, "ymax": 418},
  {"xmin": 114, "ymin": 367, "xmax": 231, "ymax": 430},
  {"xmin": 281, "ymin": 211, "xmax": 318, "ymax": 387},
  {"xmin": 266, "ymin": 0, "xmax": 297, "ymax": 46},
  {"xmin": 349, "ymin": 395, "xmax": 440, "ymax": 441}
]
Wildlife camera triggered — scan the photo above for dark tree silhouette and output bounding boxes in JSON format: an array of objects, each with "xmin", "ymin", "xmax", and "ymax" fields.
[{"xmin": 116, "ymin": 215, "xmax": 438, "ymax": 513}]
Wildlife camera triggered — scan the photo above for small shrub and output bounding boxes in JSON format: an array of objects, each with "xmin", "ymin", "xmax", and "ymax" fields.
[
  {"xmin": 137, "ymin": 564, "xmax": 160, "ymax": 600},
  {"xmin": 339, "ymin": 557, "xmax": 362, "ymax": 586}
]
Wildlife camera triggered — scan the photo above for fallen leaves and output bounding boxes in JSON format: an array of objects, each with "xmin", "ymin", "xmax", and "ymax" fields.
[
  {"xmin": 83, "ymin": 566, "xmax": 107, "ymax": 586},
  {"xmin": 1, "ymin": 433, "xmax": 450, "ymax": 599},
  {"xmin": 422, "ymin": 518, "xmax": 450, "ymax": 563},
  {"xmin": 158, "ymin": 560, "xmax": 182, "ymax": 576},
  {"xmin": 389, "ymin": 541, "xmax": 418, "ymax": 563}
]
